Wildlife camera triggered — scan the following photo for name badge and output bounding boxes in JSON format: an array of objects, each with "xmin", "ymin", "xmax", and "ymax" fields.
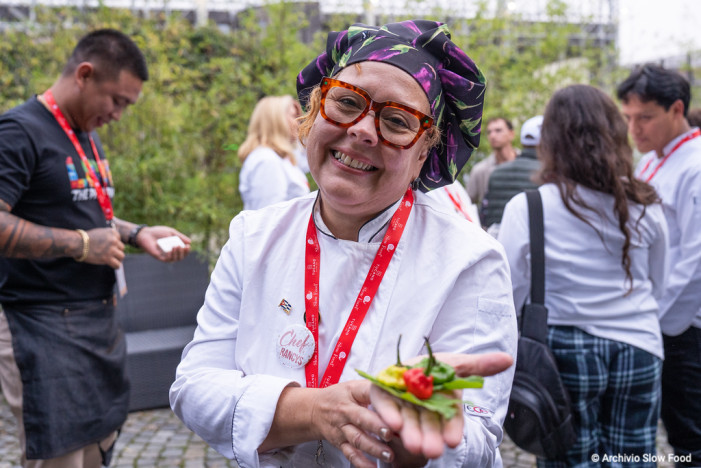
[{"xmin": 276, "ymin": 324, "xmax": 315, "ymax": 368}]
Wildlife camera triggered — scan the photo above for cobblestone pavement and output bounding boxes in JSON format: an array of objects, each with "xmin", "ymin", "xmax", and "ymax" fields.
[{"xmin": 0, "ymin": 396, "xmax": 677, "ymax": 468}]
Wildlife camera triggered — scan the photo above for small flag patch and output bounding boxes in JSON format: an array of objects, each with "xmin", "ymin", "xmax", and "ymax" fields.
[{"xmin": 278, "ymin": 299, "xmax": 293, "ymax": 315}]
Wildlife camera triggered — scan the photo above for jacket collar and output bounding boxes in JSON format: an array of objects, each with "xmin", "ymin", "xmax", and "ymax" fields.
[{"xmin": 312, "ymin": 193, "xmax": 402, "ymax": 243}]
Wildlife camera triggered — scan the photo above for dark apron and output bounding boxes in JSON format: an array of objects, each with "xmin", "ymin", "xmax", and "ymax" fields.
[{"xmin": 3, "ymin": 299, "xmax": 129, "ymax": 460}]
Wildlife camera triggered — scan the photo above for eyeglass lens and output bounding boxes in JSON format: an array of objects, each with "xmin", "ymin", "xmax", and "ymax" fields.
[{"xmin": 323, "ymin": 85, "xmax": 422, "ymax": 147}]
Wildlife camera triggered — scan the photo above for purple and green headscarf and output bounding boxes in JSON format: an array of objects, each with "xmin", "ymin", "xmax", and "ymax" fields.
[{"xmin": 297, "ymin": 20, "xmax": 486, "ymax": 191}]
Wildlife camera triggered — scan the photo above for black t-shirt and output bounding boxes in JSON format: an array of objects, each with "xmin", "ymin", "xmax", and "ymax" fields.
[{"xmin": 0, "ymin": 97, "xmax": 116, "ymax": 304}]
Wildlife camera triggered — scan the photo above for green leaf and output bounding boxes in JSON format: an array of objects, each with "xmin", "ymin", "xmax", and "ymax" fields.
[{"xmin": 435, "ymin": 376, "xmax": 484, "ymax": 390}]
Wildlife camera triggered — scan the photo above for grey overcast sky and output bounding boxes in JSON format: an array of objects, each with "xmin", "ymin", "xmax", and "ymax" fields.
[{"xmin": 618, "ymin": 0, "xmax": 701, "ymax": 65}]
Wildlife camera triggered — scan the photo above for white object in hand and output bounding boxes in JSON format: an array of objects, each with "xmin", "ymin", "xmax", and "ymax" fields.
[{"xmin": 157, "ymin": 235, "xmax": 186, "ymax": 253}]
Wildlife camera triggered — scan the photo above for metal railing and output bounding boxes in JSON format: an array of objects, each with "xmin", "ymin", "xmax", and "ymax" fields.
[{"xmin": 0, "ymin": 0, "xmax": 616, "ymax": 23}]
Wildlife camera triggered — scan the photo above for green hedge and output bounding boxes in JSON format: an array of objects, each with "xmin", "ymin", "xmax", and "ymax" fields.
[{"xmin": 4, "ymin": 1, "xmax": 674, "ymax": 258}]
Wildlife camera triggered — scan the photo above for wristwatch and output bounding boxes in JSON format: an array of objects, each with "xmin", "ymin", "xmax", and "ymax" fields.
[{"xmin": 127, "ymin": 224, "xmax": 148, "ymax": 248}]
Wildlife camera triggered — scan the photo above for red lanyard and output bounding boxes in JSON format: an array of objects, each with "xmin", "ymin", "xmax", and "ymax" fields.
[
  {"xmin": 638, "ymin": 129, "xmax": 701, "ymax": 183},
  {"xmin": 304, "ymin": 188, "xmax": 414, "ymax": 388},
  {"xmin": 443, "ymin": 186, "xmax": 473, "ymax": 222},
  {"xmin": 43, "ymin": 90, "xmax": 114, "ymax": 222}
]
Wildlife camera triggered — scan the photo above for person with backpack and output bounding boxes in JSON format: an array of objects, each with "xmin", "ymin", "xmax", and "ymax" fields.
[{"xmin": 498, "ymin": 85, "xmax": 668, "ymax": 467}]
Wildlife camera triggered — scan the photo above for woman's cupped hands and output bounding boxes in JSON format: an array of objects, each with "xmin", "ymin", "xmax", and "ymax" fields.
[{"xmin": 312, "ymin": 351, "xmax": 513, "ymax": 468}]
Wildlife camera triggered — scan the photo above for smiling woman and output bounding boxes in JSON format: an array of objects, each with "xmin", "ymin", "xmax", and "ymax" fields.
[
  {"xmin": 171, "ymin": 19, "xmax": 517, "ymax": 468},
  {"xmin": 300, "ymin": 62, "xmax": 434, "ymax": 240}
]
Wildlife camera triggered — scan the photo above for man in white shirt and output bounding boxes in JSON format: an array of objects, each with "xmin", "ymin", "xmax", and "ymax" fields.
[
  {"xmin": 464, "ymin": 117, "xmax": 518, "ymax": 209},
  {"xmin": 618, "ymin": 64, "xmax": 701, "ymax": 467}
]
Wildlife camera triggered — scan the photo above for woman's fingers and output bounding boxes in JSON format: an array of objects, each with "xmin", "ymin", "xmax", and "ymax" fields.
[
  {"xmin": 402, "ymin": 352, "xmax": 513, "ymax": 377},
  {"xmin": 432, "ymin": 351, "xmax": 513, "ymax": 377},
  {"xmin": 399, "ymin": 402, "xmax": 423, "ymax": 454},
  {"xmin": 317, "ymin": 381, "xmax": 395, "ymax": 466},
  {"xmin": 442, "ymin": 397, "xmax": 465, "ymax": 448},
  {"xmin": 419, "ymin": 407, "xmax": 444, "ymax": 459},
  {"xmin": 338, "ymin": 442, "xmax": 376, "ymax": 468},
  {"xmin": 339, "ymin": 424, "xmax": 393, "ymax": 466},
  {"xmin": 369, "ymin": 384, "xmax": 404, "ymax": 432}
]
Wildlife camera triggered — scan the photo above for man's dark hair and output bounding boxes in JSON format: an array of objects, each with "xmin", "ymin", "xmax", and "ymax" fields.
[
  {"xmin": 63, "ymin": 29, "xmax": 149, "ymax": 82},
  {"xmin": 616, "ymin": 63, "xmax": 690, "ymax": 116},
  {"xmin": 486, "ymin": 116, "xmax": 514, "ymax": 130}
]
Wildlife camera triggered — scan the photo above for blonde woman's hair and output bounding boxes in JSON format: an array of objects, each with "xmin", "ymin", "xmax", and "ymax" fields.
[{"xmin": 238, "ymin": 95, "xmax": 301, "ymax": 165}]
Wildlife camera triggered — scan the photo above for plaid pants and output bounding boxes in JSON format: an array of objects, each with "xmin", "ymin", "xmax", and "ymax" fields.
[{"xmin": 537, "ymin": 326, "xmax": 662, "ymax": 468}]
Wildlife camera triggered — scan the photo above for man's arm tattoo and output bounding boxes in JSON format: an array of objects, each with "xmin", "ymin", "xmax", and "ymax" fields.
[
  {"xmin": 113, "ymin": 218, "xmax": 133, "ymax": 244},
  {"xmin": 0, "ymin": 200, "xmax": 79, "ymax": 259}
]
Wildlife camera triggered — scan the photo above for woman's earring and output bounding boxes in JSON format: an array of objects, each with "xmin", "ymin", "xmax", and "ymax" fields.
[{"xmin": 410, "ymin": 177, "xmax": 421, "ymax": 191}]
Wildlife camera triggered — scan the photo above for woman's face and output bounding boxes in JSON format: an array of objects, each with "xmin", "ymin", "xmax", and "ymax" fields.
[{"xmin": 305, "ymin": 61, "xmax": 431, "ymax": 222}]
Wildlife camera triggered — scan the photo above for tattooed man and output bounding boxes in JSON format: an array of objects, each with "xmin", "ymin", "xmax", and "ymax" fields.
[{"xmin": 0, "ymin": 29, "xmax": 190, "ymax": 467}]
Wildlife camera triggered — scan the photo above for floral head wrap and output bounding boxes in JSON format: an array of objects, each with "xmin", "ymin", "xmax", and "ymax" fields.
[{"xmin": 297, "ymin": 20, "xmax": 486, "ymax": 191}]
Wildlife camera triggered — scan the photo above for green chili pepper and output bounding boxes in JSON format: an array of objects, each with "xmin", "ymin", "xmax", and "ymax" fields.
[{"xmin": 412, "ymin": 337, "xmax": 455, "ymax": 384}]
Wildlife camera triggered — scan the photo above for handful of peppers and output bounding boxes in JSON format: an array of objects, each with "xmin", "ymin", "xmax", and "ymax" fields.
[{"xmin": 356, "ymin": 336, "xmax": 483, "ymax": 419}]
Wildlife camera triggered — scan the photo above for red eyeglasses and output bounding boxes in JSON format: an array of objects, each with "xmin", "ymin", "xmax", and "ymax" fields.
[{"xmin": 319, "ymin": 77, "xmax": 434, "ymax": 149}]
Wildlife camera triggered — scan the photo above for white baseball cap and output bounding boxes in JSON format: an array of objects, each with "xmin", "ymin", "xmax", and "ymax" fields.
[{"xmin": 520, "ymin": 115, "xmax": 543, "ymax": 146}]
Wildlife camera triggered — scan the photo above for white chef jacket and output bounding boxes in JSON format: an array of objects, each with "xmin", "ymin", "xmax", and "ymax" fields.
[
  {"xmin": 170, "ymin": 190, "xmax": 517, "ymax": 468},
  {"xmin": 426, "ymin": 181, "xmax": 481, "ymax": 226},
  {"xmin": 498, "ymin": 184, "xmax": 668, "ymax": 358},
  {"xmin": 239, "ymin": 146, "xmax": 310, "ymax": 210},
  {"xmin": 635, "ymin": 128, "xmax": 701, "ymax": 336}
]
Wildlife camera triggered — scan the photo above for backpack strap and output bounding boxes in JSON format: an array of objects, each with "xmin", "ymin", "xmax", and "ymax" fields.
[
  {"xmin": 521, "ymin": 190, "xmax": 549, "ymax": 343},
  {"xmin": 527, "ymin": 190, "xmax": 545, "ymax": 305}
]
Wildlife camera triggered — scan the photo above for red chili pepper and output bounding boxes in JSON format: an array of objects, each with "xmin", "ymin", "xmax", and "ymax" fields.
[{"xmin": 403, "ymin": 368, "xmax": 434, "ymax": 400}]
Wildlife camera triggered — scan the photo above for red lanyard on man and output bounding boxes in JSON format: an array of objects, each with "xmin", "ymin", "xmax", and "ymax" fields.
[
  {"xmin": 638, "ymin": 128, "xmax": 701, "ymax": 183},
  {"xmin": 43, "ymin": 90, "xmax": 114, "ymax": 223},
  {"xmin": 304, "ymin": 187, "xmax": 414, "ymax": 389}
]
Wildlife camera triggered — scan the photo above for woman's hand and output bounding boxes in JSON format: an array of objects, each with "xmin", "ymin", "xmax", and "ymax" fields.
[
  {"xmin": 312, "ymin": 380, "xmax": 395, "ymax": 467},
  {"xmin": 369, "ymin": 384, "xmax": 459, "ymax": 462},
  {"xmin": 369, "ymin": 352, "xmax": 513, "ymax": 462},
  {"xmin": 261, "ymin": 380, "xmax": 395, "ymax": 468}
]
